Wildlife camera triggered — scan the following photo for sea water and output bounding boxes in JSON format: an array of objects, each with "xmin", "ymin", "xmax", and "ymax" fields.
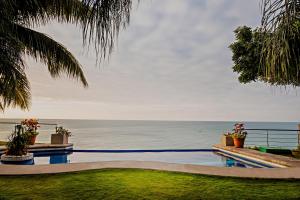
[{"xmin": 0, "ymin": 119, "xmax": 299, "ymax": 149}]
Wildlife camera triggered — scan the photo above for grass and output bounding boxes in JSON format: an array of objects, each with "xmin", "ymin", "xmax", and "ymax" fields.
[{"xmin": 0, "ymin": 169, "xmax": 299, "ymax": 200}]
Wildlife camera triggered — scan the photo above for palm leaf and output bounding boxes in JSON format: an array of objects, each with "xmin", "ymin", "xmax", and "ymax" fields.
[
  {"xmin": 0, "ymin": 34, "xmax": 30, "ymax": 110},
  {"xmin": 10, "ymin": 22, "xmax": 88, "ymax": 87},
  {"xmin": 3, "ymin": 0, "xmax": 132, "ymax": 60},
  {"xmin": 260, "ymin": 0, "xmax": 300, "ymax": 86},
  {"xmin": 0, "ymin": 0, "xmax": 134, "ymax": 110}
]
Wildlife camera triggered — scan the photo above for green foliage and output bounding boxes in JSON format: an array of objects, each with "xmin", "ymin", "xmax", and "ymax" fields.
[
  {"xmin": 0, "ymin": 0, "xmax": 132, "ymax": 110},
  {"xmin": 21, "ymin": 118, "xmax": 39, "ymax": 137},
  {"xmin": 5, "ymin": 125, "xmax": 29, "ymax": 156},
  {"xmin": 0, "ymin": 169, "xmax": 300, "ymax": 199},
  {"xmin": 0, "ymin": 34, "xmax": 30, "ymax": 110},
  {"xmin": 231, "ymin": 132, "xmax": 246, "ymax": 139},
  {"xmin": 261, "ymin": 19, "xmax": 300, "ymax": 86},
  {"xmin": 56, "ymin": 126, "xmax": 72, "ymax": 137},
  {"xmin": 230, "ymin": 0, "xmax": 300, "ymax": 87},
  {"xmin": 231, "ymin": 123, "xmax": 247, "ymax": 139},
  {"xmin": 24, "ymin": 131, "xmax": 39, "ymax": 137},
  {"xmin": 229, "ymin": 26, "xmax": 263, "ymax": 84}
]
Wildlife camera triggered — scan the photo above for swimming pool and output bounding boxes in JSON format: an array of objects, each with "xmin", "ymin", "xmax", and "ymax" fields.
[{"xmin": 0, "ymin": 150, "xmax": 275, "ymax": 168}]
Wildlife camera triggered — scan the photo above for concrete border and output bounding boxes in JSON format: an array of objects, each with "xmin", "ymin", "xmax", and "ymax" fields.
[
  {"xmin": 0, "ymin": 143, "xmax": 73, "ymax": 154},
  {"xmin": 214, "ymin": 144, "xmax": 300, "ymax": 167},
  {"xmin": 216, "ymin": 148, "xmax": 286, "ymax": 168},
  {"xmin": 1, "ymin": 161, "xmax": 300, "ymax": 179}
]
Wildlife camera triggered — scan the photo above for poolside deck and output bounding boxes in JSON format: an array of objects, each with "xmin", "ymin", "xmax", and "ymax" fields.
[
  {"xmin": 213, "ymin": 144, "xmax": 300, "ymax": 168},
  {"xmin": 1, "ymin": 144, "xmax": 300, "ymax": 178},
  {"xmin": 1, "ymin": 160, "xmax": 300, "ymax": 179},
  {"xmin": 0, "ymin": 143, "xmax": 73, "ymax": 154}
]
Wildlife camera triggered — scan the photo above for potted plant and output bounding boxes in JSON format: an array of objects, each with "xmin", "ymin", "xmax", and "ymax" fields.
[
  {"xmin": 21, "ymin": 118, "xmax": 39, "ymax": 145},
  {"xmin": 51, "ymin": 127, "xmax": 71, "ymax": 144},
  {"xmin": 0, "ymin": 125, "xmax": 33, "ymax": 164},
  {"xmin": 231, "ymin": 123, "xmax": 247, "ymax": 148},
  {"xmin": 221, "ymin": 132, "xmax": 234, "ymax": 146}
]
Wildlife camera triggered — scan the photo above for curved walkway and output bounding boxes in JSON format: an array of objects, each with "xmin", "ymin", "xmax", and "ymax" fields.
[{"xmin": 1, "ymin": 161, "xmax": 300, "ymax": 179}]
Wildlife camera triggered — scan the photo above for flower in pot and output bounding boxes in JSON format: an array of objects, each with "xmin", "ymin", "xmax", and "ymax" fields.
[
  {"xmin": 21, "ymin": 118, "xmax": 39, "ymax": 145},
  {"xmin": 1, "ymin": 125, "xmax": 33, "ymax": 163},
  {"xmin": 51, "ymin": 127, "xmax": 71, "ymax": 144},
  {"xmin": 231, "ymin": 123, "xmax": 247, "ymax": 148}
]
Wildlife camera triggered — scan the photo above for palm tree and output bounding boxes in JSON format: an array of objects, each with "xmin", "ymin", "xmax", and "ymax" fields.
[
  {"xmin": 260, "ymin": 0, "xmax": 300, "ymax": 86},
  {"xmin": 0, "ymin": 0, "xmax": 132, "ymax": 110}
]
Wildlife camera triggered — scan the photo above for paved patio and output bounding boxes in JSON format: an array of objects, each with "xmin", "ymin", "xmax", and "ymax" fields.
[
  {"xmin": 214, "ymin": 144, "xmax": 300, "ymax": 167},
  {"xmin": 1, "ymin": 160, "xmax": 300, "ymax": 179}
]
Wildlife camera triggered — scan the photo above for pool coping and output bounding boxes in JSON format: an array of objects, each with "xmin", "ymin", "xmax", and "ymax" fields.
[
  {"xmin": 1, "ymin": 160, "xmax": 300, "ymax": 179},
  {"xmin": 213, "ymin": 144, "xmax": 300, "ymax": 168},
  {"xmin": 0, "ymin": 143, "xmax": 73, "ymax": 154}
]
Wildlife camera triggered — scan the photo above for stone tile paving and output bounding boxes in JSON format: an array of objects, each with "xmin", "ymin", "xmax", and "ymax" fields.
[
  {"xmin": 213, "ymin": 144, "xmax": 300, "ymax": 167},
  {"xmin": 0, "ymin": 160, "xmax": 300, "ymax": 179}
]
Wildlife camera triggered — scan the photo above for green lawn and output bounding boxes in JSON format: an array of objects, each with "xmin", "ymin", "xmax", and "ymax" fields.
[{"xmin": 0, "ymin": 169, "xmax": 299, "ymax": 200}]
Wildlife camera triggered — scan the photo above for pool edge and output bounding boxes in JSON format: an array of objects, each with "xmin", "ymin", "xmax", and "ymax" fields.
[{"xmin": 0, "ymin": 160, "xmax": 300, "ymax": 179}]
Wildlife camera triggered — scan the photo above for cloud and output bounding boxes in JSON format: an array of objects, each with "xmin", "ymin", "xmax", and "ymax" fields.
[{"xmin": 2, "ymin": 0, "xmax": 300, "ymax": 121}]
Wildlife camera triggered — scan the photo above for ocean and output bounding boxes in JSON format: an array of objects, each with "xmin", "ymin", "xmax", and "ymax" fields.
[{"xmin": 0, "ymin": 119, "xmax": 299, "ymax": 149}]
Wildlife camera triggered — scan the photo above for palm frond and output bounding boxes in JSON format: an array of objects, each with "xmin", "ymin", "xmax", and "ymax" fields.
[
  {"xmin": 0, "ymin": 0, "xmax": 134, "ymax": 111},
  {"xmin": 261, "ymin": 0, "xmax": 300, "ymax": 32},
  {"xmin": 10, "ymin": 22, "xmax": 88, "ymax": 87},
  {"xmin": 260, "ymin": 0, "xmax": 300, "ymax": 86},
  {"xmin": 0, "ymin": 34, "xmax": 30, "ymax": 110},
  {"xmin": 3, "ymin": 0, "xmax": 133, "ymax": 60}
]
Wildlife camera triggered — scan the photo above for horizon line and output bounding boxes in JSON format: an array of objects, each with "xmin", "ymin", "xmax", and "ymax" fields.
[{"xmin": 0, "ymin": 117, "xmax": 299, "ymax": 123}]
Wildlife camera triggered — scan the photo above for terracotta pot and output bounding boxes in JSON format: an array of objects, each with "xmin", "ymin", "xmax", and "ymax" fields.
[
  {"xmin": 28, "ymin": 135, "xmax": 37, "ymax": 145},
  {"xmin": 233, "ymin": 138, "xmax": 245, "ymax": 148}
]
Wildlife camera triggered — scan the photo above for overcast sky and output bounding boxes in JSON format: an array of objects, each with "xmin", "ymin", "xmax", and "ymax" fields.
[{"xmin": 2, "ymin": 0, "xmax": 300, "ymax": 122}]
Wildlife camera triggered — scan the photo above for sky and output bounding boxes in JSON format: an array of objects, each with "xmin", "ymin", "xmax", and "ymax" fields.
[{"xmin": 2, "ymin": 0, "xmax": 300, "ymax": 122}]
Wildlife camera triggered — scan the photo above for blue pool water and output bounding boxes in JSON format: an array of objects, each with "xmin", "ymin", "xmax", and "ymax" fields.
[{"xmin": 0, "ymin": 150, "xmax": 273, "ymax": 168}]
